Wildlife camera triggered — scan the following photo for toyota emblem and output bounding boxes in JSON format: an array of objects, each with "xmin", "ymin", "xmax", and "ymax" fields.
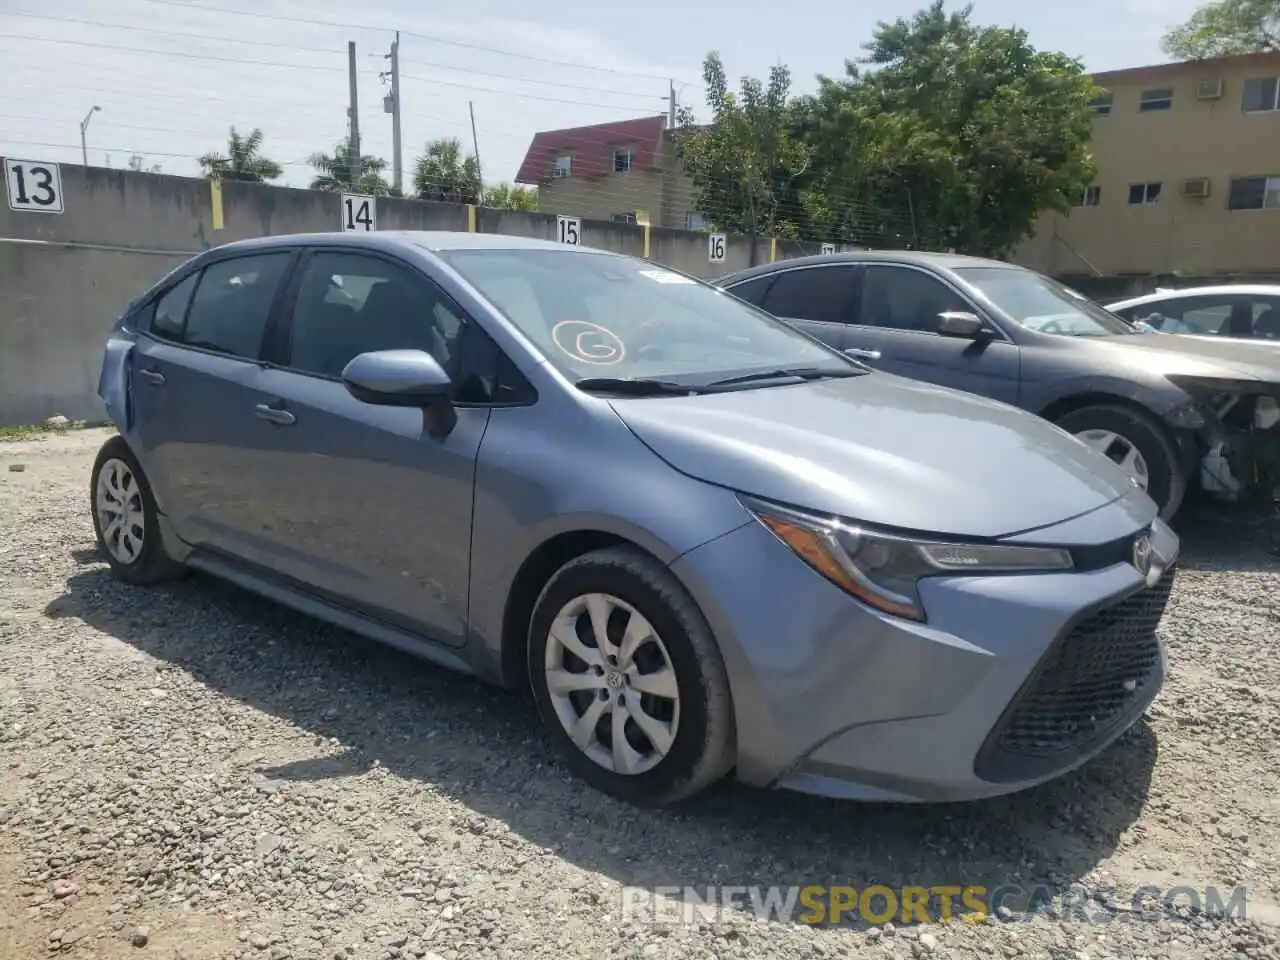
[{"xmin": 1132, "ymin": 534, "xmax": 1153, "ymax": 576}]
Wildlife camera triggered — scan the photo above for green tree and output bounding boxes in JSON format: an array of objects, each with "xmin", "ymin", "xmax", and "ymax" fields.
[
  {"xmin": 309, "ymin": 142, "xmax": 392, "ymax": 196},
  {"xmin": 1163, "ymin": 0, "xmax": 1280, "ymax": 58},
  {"xmin": 127, "ymin": 154, "xmax": 163, "ymax": 174},
  {"xmin": 198, "ymin": 127, "xmax": 282, "ymax": 182},
  {"xmin": 803, "ymin": 2, "xmax": 1098, "ymax": 256},
  {"xmin": 483, "ymin": 182, "xmax": 538, "ymax": 211},
  {"xmin": 413, "ymin": 137, "xmax": 482, "ymax": 203},
  {"xmin": 675, "ymin": 53, "xmax": 812, "ymax": 239}
]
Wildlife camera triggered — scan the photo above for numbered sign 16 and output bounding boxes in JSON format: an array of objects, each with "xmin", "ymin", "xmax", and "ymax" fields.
[
  {"xmin": 341, "ymin": 193, "xmax": 376, "ymax": 232},
  {"xmin": 5, "ymin": 158, "xmax": 64, "ymax": 214},
  {"xmin": 820, "ymin": 242, "xmax": 836, "ymax": 255},
  {"xmin": 708, "ymin": 233, "xmax": 727, "ymax": 263},
  {"xmin": 557, "ymin": 215, "xmax": 581, "ymax": 246}
]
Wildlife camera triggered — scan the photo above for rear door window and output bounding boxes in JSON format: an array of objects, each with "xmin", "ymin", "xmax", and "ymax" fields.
[
  {"xmin": 149, "ymin": 272, "xmax": 199, "ymax": 339},
  {"xmin": 760, "ymin": 266, "xmax": 859, "ymax": 324},
  {"xmin": 182, "ymin": 253, "xmax": 293, "ymax": 360}
]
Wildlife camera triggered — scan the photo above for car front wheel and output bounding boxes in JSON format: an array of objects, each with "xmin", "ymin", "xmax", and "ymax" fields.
[
  {"xmin": 527, "ymin": 546, "xmax": 735, "ymax": 806},
  {"xmin": 1055, "ymin": 404, "xmax": 1186, "ymax": 520},
  {"xmin": 90, "ymin": 436, "xmax": 185, "ymax": 585}
]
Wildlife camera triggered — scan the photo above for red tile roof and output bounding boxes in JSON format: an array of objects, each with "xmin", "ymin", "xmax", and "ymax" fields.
[{"xmin": 514, "ymin": 116, "xmax": 668, "ymax": 185}]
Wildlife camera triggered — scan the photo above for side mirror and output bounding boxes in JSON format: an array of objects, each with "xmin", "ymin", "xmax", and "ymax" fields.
[
  {"xmin": 936, "ymin": 311, "xmax": 986, "ymax": 339},
  {"xmin": 341, "ymin": 349, "xmax": 453, "ymax": 407}
]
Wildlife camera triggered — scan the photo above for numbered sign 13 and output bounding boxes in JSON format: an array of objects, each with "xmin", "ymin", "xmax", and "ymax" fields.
[
  {"xmin": 820, "ymin": 242, "xmax": 836, "ymax": 255},
  {"xmin": 341, "ymin": 194, "xmax": 376, "ymax": 232},
  {"xmin": 708, "ymin": 233, "xmax": 727, "ymax": 263},
  {"xmin": 5, "ymin": 158, "xmax": 64, "ymax": 214},
  {"xmin": 557, "ymin": 215, "xmax": 581, "ymax": 246}
]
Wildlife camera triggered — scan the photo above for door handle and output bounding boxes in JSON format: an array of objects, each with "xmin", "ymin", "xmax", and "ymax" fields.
[
  {"xmin": 845, "ymin": 347, "xmax": 882, "ymax": 361},
  {"xmin": 254, "ymin": 404, "xmax": 296, "ymax": 426},
  {"xmin": 136, "ymin": 368, "xmax": 166, "ymax": 386}
]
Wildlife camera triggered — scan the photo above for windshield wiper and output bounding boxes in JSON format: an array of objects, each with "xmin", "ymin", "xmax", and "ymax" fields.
[
  {"xmin": 574, "ymin": 377, "xmax": 698, "ymax": 396},
  {"xmin": 703, "ymin": 366, "xmax": 861, "ymax": 389}
]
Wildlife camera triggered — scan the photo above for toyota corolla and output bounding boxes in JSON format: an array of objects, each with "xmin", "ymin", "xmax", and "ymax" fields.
[{"xmin": 92, "ymin": 231, "xmax": 1178, "ymax": 806}]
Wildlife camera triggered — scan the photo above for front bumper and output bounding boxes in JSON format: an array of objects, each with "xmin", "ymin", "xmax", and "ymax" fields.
[{"xmin": 670, "ymin": 508, "xmax": 1179, "ymax": 803}]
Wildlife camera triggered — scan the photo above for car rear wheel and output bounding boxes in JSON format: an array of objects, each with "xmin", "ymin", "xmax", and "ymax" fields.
[
  {"xmin": 90, "ymin": 437, "xmax": 185, "ymax": 585},
  {"xmin": 527, "ymin": 546, "xmax": 735, "ymax": 806},
  {"xmin": 1054, "ymin": 404, "xmax": 1186, "ymax": 521}
]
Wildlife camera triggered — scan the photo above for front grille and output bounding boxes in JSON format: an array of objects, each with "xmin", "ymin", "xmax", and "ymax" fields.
[{"xmin": 974, "ymin": 565, "xmax": 1175, "ymax": 783}]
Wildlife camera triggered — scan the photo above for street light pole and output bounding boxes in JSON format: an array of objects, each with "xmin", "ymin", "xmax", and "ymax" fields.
[{"xmin": 80, "ymin": 105, "xmax": 101, "ymax": 167}]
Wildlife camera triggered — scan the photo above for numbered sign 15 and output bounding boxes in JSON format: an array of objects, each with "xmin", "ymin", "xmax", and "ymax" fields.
[
  {"xmin": 708, "ymin": 233, "xmax": 727, "ymax": 263},
  {"xmin": 5, "ymin": 158, "xmax": 64, "ymax": 214},
  {"xmin": 557, "ymin": 215, "xmax": 581, "ymax": 246},
  {"xmin": 820, "ymin": 242, "xmax": 836, "ymax": 255},
  {"xmin": 341, "ymin": 193, "xmax": 376, "ymax": 232}
]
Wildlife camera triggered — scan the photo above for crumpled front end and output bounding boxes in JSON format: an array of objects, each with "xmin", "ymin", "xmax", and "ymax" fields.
[{"xmin": 1179, "ymin": 379, "xmax": 1280, "ymax": 504}]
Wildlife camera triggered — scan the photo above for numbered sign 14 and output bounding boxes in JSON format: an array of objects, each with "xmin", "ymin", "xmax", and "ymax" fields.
[
  {"xmin": 557, "ymin": 215, "xmax": 581, "ymax": 246},
  {"xmin": 5, "ymin": 158, "xmax": 64, "ymax": 214},
  {"xmin": 708, "ymin": 233, "xmax": 727, "ymax": 263},
  {"xmin": 820, "ymin": 242, "xmax": 836, "ymax": 255},
  {"xmin": 341, "ymin": 193, "xmax": 376, "ymax": 232}
]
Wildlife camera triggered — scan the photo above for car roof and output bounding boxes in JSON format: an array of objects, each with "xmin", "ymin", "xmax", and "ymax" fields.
[
  {"xmin": 715, "ymin": 249, "xmax": 1016, "ymax": 285},
  {"xmin": 202, "ymin": 230, "xmax": 619, "ymax": 257},
  {"xmin": 1110, "ymin": 284, "xmax": 1280, "ymax": 308}
]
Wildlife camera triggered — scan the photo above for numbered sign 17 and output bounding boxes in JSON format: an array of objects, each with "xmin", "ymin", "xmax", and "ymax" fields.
[
  {"xmin": 557, "ymin": 215, "xmax": 581, "ymax": 246},
  {"xmin": 341, "ymin": 193, "xmax": 376, "ymax": 232},
  {"xmin": 5, "ymin": 158, "xmax": 64, "ymax": 214},
  {"xmin": 708, "ymin": 233, "xmax": 727, "ymax": 263},
  {"xmin": 820, "ymin": 242, "xmax": 836, "ymax": 255}
]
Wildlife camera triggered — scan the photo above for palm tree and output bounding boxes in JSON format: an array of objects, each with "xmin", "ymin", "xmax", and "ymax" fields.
[
  {"xmin": 198, "ymin": 127, "xmax": 282, "ymax": 182},
  {"xmin": 413, "ymin": 137, "xmax": 481, "ymax": 204},
  {"xmin": 309, "ymin": 142, "xmax": 391, "ymax": 196},
  {"xmin": 483, "ymin": 182, "xmax": 538, "ymax": 211}
]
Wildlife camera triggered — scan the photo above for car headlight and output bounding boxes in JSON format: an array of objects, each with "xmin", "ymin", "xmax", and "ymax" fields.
[{"xmin": 740, "ymin": 495, "xmax": 1074, "ymax": 623}]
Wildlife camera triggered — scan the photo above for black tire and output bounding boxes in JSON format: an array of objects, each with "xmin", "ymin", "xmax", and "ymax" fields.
[
  {"xmin": 89, "ymin": 436, "xmax": 186, "ymax": 585},
  {"xmin": 1054, "ymin": 404, "xmax": 1186, "ymax": 521},
  {"xmin": 527, "ymin": 545, "xmax": 736, "ymax": 806}
]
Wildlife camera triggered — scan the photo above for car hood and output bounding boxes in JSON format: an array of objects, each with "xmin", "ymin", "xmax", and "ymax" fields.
[
  {"xmin": 609, "ymin": 372, "xmax": 1144, "ymax": 539},
  {"xmin": 1072, "ymin": 331, "xmax": 1280, "ymax": 381}
]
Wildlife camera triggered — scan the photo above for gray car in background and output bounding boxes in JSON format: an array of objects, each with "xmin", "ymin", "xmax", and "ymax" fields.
[
  {"xmin": 717, "ymin": 252, "xmax": 1280, "ymax": 519},
  {"xmin": 93, "ymin": 232, "xmax": 1177, "ymax": 806}
]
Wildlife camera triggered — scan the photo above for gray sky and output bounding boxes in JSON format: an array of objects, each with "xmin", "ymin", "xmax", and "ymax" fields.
[{"xmin": 1, "ymin": 0, "xmax": 1200, "ymax": 192}]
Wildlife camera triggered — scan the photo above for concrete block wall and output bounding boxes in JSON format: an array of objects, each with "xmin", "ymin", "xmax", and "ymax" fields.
[{"xmin": 0, "ymin": 163, "xmax": 833, "ymax": 426}]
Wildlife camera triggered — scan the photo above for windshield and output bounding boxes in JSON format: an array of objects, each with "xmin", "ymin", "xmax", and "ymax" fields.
[
  {"xmin": 954, "ymin": 267, "xmax": 1137, "ymax": 337},
  {"xmin": 435, "ymin": 249, "xmax": 858, "ymax": 385}
]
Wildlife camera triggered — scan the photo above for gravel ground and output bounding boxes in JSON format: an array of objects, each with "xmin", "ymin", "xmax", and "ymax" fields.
[{"xmin": 2, "ymin": 426, "xmax": 1280, "ymax": 960}]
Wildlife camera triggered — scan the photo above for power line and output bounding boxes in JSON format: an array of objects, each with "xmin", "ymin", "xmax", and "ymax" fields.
[
  {"xmin": 0, "ymin": 34, "xmax": 670, "ymax": 110},
  {"xmin": 103, "ymin": 0, "xmax": 694, "ymax": 83},
  {"xmin": 1, "ymin": 10, "xmax": 665, "ymax": 101}
]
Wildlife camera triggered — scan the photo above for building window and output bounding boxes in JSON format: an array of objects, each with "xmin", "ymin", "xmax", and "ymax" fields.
[
  {"xmin": 1139, "ymin": 87, "xmax": 1174, "ymax": 111},
  {"xmin": 611, "ymin": 211, "xmax": 637, "ymax": 224},
  {"xmin": 1242, "ymin": 77, "xmax": 1280, "ymax": 113},
  {"xmin": 1076, "ymin": 186, "xmax": 1102, "ymax": 207},
  {"xmin": 552, "ymin": 155, "xmax": 571, "ymax": 178},
  {"xmin": 1087, "ymin": 92, "xmax": 1113, "ymax": 115},
  {"xmin": 612, "ymin": 148, "xmax": 634, "ymax": 173},
  {"xmin": 1128, "ymin": 182, "xmax": 1162, "ymax": 205},
  {"xmin": 685, "ymin": 211, "xmax": 708, "ymax": 230},
  {"xmin": 1228, "ymin": 175, "xmax": 1280, "ymax": 210}
]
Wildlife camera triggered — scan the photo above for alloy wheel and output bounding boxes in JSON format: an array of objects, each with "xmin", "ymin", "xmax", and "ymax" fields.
[
  {"xmin": 542, "ymin": 592, "xmax": 680, "ymax": 776},
  {"xmin": 1075, "ymin": 429, "xmax": 1150, "ymax": 491},
  {"xmin": 95, "ymin": 457, "xmax": 146, "ymax": 564}
]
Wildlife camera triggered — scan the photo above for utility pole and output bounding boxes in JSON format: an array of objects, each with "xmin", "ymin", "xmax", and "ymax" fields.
[
  {"xmin": 347, "ymin": 41, "xmax": 361, "ymax": 188},
  {"xmin": 384, "ymin": 32, "xmax": 403, "ymax": 195},
  {"xmin": 80, "ymin": 104, "xmax": 101, "ymax": 166},
  {"xmin": 668, "ymin": 81, "xmax": 676, "ymax": 128},
  {"xmin": 468, "ymin": 101, "xmax": 483, "ymax": 199}
]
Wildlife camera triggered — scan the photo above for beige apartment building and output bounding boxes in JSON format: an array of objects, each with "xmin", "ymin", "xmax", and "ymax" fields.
[
  {"xmin": 516, "ymin": 52, "xmax": 1280, "ymax": 290},
  {"xmin": 514, "ymin": 115, "xmax": 700, "ymax": 229},
  {"xmin": 1016, "ymin": 51, "xmax": 1280, "ymax": 292}
]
